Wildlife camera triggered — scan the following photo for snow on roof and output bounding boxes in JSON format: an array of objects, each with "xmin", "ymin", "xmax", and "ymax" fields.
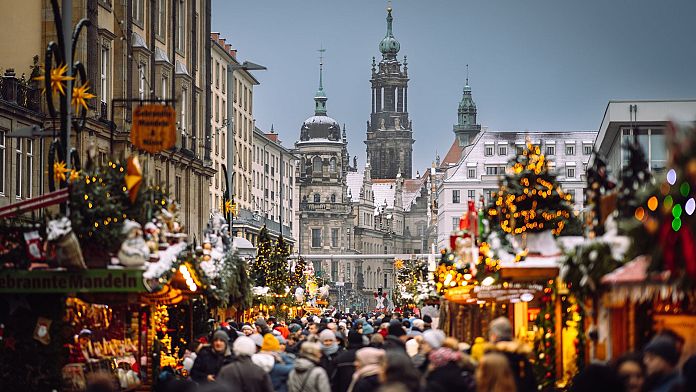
[{"xmin": 346, "ymin": 171, "xmax": 364, "ymax": 202}]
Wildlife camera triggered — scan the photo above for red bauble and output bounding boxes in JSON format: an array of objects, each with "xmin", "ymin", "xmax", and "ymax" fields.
[{"xmin": 544, "ymin": 314, "xmax": 550, "ymax": 320}]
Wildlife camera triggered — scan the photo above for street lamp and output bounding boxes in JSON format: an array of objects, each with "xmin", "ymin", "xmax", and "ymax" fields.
[{"xmin": 225, "ymin": 61, "xmax": 266, "ymax": 235}]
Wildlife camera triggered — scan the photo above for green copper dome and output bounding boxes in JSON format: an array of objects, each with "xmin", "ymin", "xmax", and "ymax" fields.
[{"xmin": 379, "ymin": 7, "xmax": 400, "ymax": 56}]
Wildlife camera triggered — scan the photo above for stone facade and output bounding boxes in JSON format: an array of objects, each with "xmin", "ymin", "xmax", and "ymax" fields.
[{"xmin": 0, "ymin": 0, "xmax": 215, "ymax": 236}]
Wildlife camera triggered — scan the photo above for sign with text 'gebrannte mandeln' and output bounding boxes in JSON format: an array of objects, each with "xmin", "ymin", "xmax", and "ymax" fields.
[{"xmin": 0, "ymin": 269, "xmax": 146, "ymax": 293}]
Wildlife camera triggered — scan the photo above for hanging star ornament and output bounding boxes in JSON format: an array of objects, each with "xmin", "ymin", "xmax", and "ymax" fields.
[
  {"xmin": 53, "ymin": 161, "xmax": 68, "ymax": 182},
  {"xmin": 224, "ymin": 200, "xmax": 235, "ymax": 215},
  {"xmin": 34, "ymin": 64, "xmax": 74, "ymax": 95},
  {"xmin": 125, "ymin": 155, "xmax": 143, "ymax": 203},
  {"xmin": 68, "ymin": 169, "xmax": 81, "ymax": 182},
  {"xmin": 71, "ymin": 82, "xmax": 96, "ymax": 111}
]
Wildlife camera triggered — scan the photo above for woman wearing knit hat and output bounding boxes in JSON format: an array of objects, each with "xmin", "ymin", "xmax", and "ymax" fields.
[
  {"xmin": 217, "ymin": 336, "xmax": 274, "ymax": 392},
  {"xmin": 347, "ymin": 347, "xmax": 385, "ymax": 392},
  {"xmin": 190, "ymin": 329, "xmax": 233, "ymax": 384},
  {"xmin": 424, "ymin": 343, "xmax": 475, "ymax": 392},
  {"xmin": 287, "ymin": 342, "xmax": 331, "ymax": 392}
]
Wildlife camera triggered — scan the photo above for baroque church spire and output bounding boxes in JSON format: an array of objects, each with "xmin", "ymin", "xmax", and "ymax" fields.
[
  {"xmin": 314, "ymin": 47, "xmax": 327, "ymax": 115},
  {"xmin": 453, "ymin": 65, "xmax": 481, "ymax": 146}
]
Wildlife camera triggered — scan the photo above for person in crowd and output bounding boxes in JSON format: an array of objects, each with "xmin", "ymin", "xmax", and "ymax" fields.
[
  {"xmin": 422, "ymin": 315, "xmax": 433, "ymax": 331},
  {"xmin": 370, "ymin": 333, "xmax": 384, "ymax": 348},
  {"xmin": 190, "ymin": 329, "xmax": 234, "ymax": 384},
  {"xmin": 475, "ymin": 352, "xmax": 517, "ymax": 392},
  {"xmin": 424, "ymin": 340, "xmax": 475, "ymax": 392},
  {"xmin": 242, "ymin": 324, "xmax": 254, "ymax": 336},
  {"xmin": 487, "ymin": 317, "xmax": 537, "ymax": 392},
  {"xmin": 384, "ymin": 319, "xmax": 407, "ymax": 352},
  {"xmin": 319, "ymin": 329, "xmax": 344, "ymax": 381},
  {"xmin": 275, "ymin": 319, "xmax": 290, "ymax": 339},
  {"xmin": 409, "ymin": 319, "xmax": 424, "ymax": 336},
  {"xmin": 414, "ymin": 329, "xmax": 445, "ymax": 372},
  {"xmin": 642, "ymin": 335, "xmax": 682, "ymax": 392},
  {"xmin": 256, "ymin": 317, "xmax": 272, "ymax": 336},
  {"xmin": 217, "ymin": 336, "xmax": 274, "ymax": 392},
  {"xmin": 378, "ymin": 350, "xmax": 421, "ymax": 392},
  {"xmin": 308, "ymin": 322, "xmax": 320, "ymax": 336},
  {"xmin": 347, "ymin": 347, "xmax": 385, "ymax": 392},
  {"xmin": 570, "ymin": 363, "xmax": 624, "ymax": 392},
  {"xmin": 613, "ymin": 353, "xmax": 645, "ymax": 392},
  {"xmin": 287, "ymin": 342, "xmax": 332, "ymax": 392},
  {"xmin": 333, "ymin": 330, "xmax": 367, "ymax": 392},
  {"xmin": 252, "ymin": 334, "xmax": 295, "ymax": 392}
]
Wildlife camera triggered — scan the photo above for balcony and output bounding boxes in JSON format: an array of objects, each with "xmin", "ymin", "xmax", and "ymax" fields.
[
  {"xmin": 300, "ymin": 201, "xmax": 351, "ymax": 214},
  {"xmin": 0, "ymin": 70, "xmax": 41, "ymax": 112}
]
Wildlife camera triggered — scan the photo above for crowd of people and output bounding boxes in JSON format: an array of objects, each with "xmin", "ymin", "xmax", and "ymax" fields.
[{"xmin": 85, "ymin": 311, "xmax": 694, "ymax": 392}]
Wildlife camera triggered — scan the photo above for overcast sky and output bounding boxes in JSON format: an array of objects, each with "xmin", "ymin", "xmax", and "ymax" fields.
[{"xmin": 211, "ymin": 0, "xmax": 696, "ymax": 175}]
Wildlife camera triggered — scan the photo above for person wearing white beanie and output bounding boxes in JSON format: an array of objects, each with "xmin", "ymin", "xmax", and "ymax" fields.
[{"xmin": 218, "ymin": 336, "xmax": 273, "ymax": 392}]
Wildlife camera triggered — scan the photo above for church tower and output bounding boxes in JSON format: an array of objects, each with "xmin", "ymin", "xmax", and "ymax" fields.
[
  {"xmin": 365, "ymin": 5, "xmax": 414, "ymax": 179},
  {"xmin": 453, "ymin": 70, "xmax": 481, "ymax": 146}
]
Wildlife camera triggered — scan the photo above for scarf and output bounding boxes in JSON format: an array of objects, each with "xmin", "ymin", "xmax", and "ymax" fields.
[
  {"xmin": 428, "ymin": 347, "xmax": 462, "ymax": 368},
  {"xmin": 321, "ymin": 343, "xmax": 339, "ymax": 356},
  {"xmin": 346, "ymin": 364, "xmax": 381, "ymax": 392}
]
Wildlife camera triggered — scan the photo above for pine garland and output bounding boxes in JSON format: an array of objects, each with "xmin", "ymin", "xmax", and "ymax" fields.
[
  {"xmin": 617, "ymin": 136, "xmax": 651, "ymax": 221},
  {"xmin": 534, "ymin": 279, "xmax": 557, "ymax": 391}
]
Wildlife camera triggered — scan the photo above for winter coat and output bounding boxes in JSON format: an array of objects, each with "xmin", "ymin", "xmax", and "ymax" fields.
[
  {"xmin": 350, "ymin": 374, "xmax": 381, "ymax": 392},
  {"xmin": 319, "ymin": 346, "xmax": 345, "ymax": 383},
  {"xmin": 287, "ymin": 357, "xmax": 331, "ymax": 392},
  {"xmin": 189, "ymin": 345, "xmax": 234, "ymax": 384},
  {"xmin": 424, "ymin": 362, "xmax": 475, "ymax": 392},
  {"xmin": 332, "ymin": 347, "xmax": 361, "ymax": 392},
  {"xmin": 217, "ymin": 356, "xmax": 274, "ymax": 392},
  {"xmin": 253, "ymin": 352, "xmax": 296, "ymax": 392},
  {"xmin": 488, "ymin": 340, "xmax": 537, "ymax": 392}
]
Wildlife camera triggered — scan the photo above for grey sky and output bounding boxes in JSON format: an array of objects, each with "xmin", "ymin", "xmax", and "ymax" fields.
[{"xmin": 211, "ymin": 0, "xmax": 696, "ymax": 175}]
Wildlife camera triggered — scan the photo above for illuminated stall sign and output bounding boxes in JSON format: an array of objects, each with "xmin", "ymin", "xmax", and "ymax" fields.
[{"xmin": 0, "ymin": 269, "xmax": 145, "ymax": 293}]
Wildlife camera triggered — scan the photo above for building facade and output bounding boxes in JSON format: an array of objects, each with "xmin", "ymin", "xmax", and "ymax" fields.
[
  {"xmin": 0, "ymin": 0, "xmax": 215, "ymax": 236},
  {"xmin": 365, "ymin": 6, "xmax": 414, "ymax": 180},
  {"xmin": 437, "ymin": 83, "xmax": 597, "ymax": 247},
  {"xmin": 593, "ymin": 99, "xmax": 696, "ymax": 177},
  {"xmin": 209, "ymin": 33, "xmax": 257, "ymax": 216}
]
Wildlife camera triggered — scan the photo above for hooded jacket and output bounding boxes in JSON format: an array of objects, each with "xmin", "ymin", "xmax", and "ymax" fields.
[
  {"xmin": 287, "ymin": 357, "xmax": 331, "ymax": 392},
  {"xmin": 332, "ymin": 343, "xmax": 366, "ymax": 392},
  {"xmin": 253, "ymin": 351, "xmax": 296, "ymax": 392}
]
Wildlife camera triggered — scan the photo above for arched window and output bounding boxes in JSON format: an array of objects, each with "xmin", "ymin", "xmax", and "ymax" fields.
[
  {"xmin": 331, "ymin": 194, "xmax": 336, "ymax": 203},
  {"xmin": 329, "ymin": 157, "xmax": 337, "ymax": 172},
  {"xmin": 313, "ymin": 193, "xmax": 320, "ymax": 203},
  {"xmin": 312, "ymin": 156, "xmax": 323, "ymax": 174}
]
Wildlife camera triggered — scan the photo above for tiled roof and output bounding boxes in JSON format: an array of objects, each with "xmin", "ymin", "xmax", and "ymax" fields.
[{"xmin": 440, "ymin": 139, "xmax": 464, "ymax": 168}]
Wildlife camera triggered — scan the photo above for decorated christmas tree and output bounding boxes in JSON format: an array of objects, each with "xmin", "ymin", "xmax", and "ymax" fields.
[
  {"xmin": 251, "ymin": 226, "xmax": 273, "ymax": 288},
  {"xmin": 617, "ymin": 134, "xmax": 651, "ymax": 220},
  {"xmin": 267, "ymin": 235, "xmax": 290, "ymax": 295},
  {"xmin": 68, "ymin": 157, "xmax": 169, "ymax": 256},
  {"xmin": 289, "ymin": 256, "xmax": 307, "ymax": 289},
  {"xmin": 488, "ymin": 142, "xmax": 574, "ymax": 238}
]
